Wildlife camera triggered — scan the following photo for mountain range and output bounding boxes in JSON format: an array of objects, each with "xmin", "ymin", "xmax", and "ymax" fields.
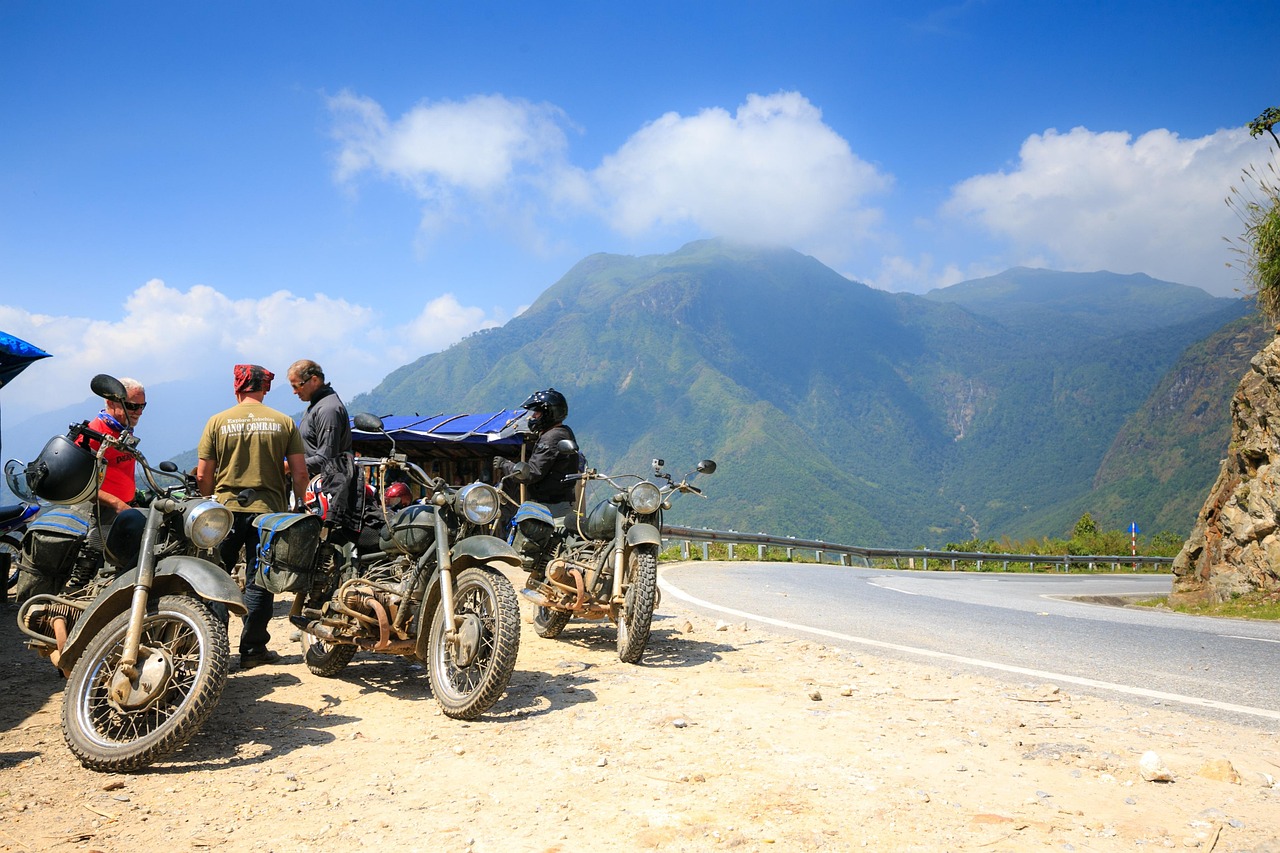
[{"xmin": 351, "ymin": 239, "xmax": 1261, "ymax": 548}]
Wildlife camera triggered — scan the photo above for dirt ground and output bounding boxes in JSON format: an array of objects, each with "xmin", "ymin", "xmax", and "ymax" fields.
[{"xmin": 2, "ymin": 564, "xmax": 1280, "ymax": 853}]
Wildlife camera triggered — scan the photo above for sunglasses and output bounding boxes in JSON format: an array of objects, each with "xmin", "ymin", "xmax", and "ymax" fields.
[{"xmin": 123, "ymin": 401, "xmax": 147, "ymax": 412}]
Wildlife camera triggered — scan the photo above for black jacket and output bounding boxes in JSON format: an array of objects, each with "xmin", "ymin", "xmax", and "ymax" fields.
[
  {"xmin": 299, "ymin": 384, "xmax": 356, "ymax": 521},
  {"xmin": 498, "ymin": 423, "xmax": 580, "ymax": 504}
]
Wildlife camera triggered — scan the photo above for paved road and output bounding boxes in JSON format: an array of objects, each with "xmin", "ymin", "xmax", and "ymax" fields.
[{"xmin": 660, "ymin": 562, "xmax": 1280, "ymax": 727}]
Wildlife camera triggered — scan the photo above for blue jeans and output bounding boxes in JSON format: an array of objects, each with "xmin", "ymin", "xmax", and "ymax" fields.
[{"xmin": 219, "ymin": 512, "xmax": 273, "ymax": 654}]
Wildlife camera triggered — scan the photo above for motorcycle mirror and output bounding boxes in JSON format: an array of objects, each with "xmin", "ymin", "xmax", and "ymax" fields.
[
  {"xmin": 696, "ymin": 460, "xmax": 717, "ymax": 475},
  {"xmin": 510, "ymin": 461, "xmax": 532, "ymax": 483},
  {"xmin": 354, "ymin": 412, "xmax": 385, "ymax": 432},
  {"xmin": 90, "ymin": 373, "xmax": 127, "ymax": 404},
  {"xmin": 555, "ymin": 438, "xmax": 577, "ymax": 455},
  {"xmin": 159, "ymin": 460, "xmax": 178, "ymax": 473},
  {"xmin": 234, "ymin": 488, "xmax": 256, "ymax": 506}
]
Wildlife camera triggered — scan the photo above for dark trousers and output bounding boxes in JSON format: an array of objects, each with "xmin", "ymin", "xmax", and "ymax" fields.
[{"xmin": 219, "ymin": 512, "xmax": 273, "ymax": 654}]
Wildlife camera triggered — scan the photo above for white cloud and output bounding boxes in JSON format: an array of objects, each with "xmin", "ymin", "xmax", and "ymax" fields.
[
  {"xmin": 0, "ymin": 279, "xmax": 503, "ymax": 421},
  {"xmin": 594, "ymin": 92, "xmax": 892, "ymax": 257},
  {"xmin": 328, "ymin": 90, "xmax": 587, "ymax": 247},
  {"xmin": 942, "ymin": 126, "xmax": 1274, "ymax": 294}
]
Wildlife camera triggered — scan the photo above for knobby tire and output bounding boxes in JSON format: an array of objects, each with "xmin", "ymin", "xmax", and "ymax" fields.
[
  {"xmin": 61, "ymin": 594, "xmax": 229, "ymax": 772},
  {"xmin": 616, "ymin": 543, "xmax": 658, "ymax": 664},
  {"xmin": 427, "ymin": 566, "xmax": 520, "ymax": 720}
]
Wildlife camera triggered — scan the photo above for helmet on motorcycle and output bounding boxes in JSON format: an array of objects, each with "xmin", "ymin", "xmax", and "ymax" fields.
[
  {"xmin": 305, "ymin": 475, "xmax": 330, "ymax": 520},
  {"xmin": 520, "ymin": 388, "xmax": 568, "ymax": 434},
  {"xmin": 385, "ymin": 481, "xmax": 411, "ymax": 509},
  {"xmin": 25, "ymin": 433, "xmax": 103, "ymax": 505}
]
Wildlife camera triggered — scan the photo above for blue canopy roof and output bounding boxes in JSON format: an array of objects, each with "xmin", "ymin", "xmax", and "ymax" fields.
[
  {"xmin": 0, "ymin": 331, "xmax": 51, "ymax": 389},
  {"xmin": 351, "ymin": 409, "xmax": 528, "ymax": 447}
]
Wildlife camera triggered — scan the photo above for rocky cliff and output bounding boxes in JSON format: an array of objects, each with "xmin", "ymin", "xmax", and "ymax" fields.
[{"xmin": 1172, "ymin": 329, "xmax": 1280, "ymax": 605}]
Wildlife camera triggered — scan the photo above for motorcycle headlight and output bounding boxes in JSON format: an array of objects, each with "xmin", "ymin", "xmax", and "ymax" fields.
[
  {"xmin": 457, "ymin": 483, "xmax": 500, "ymax": 526},
  {"xmin": 628, "ymin": 482, "xmax": 663, "ymax": 515},
  {"xmin": 184, "ymin": 500, "xmax": 234, "ymax": 550}
]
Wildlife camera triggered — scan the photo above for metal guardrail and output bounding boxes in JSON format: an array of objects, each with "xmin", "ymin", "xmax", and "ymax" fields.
[{"xmin": 660, "ymin": 525, "xmax": 1175, "ymax": 572}]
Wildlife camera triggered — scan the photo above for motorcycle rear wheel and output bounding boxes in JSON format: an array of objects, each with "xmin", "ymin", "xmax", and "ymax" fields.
[
  {"xmin": 616, "ymin": 543, "xmax": 658, "ymax": 664},
  {"xmin": 532, "ymin": 605, "xmax": 571, "ymax": 639},
  {"xmin": 301, "ymin": 634, "xmax": 358, "ymax": 677},
  {"xmin": 62, "ymin": 594, "xmax": 229, "ymax": 772},
  {"xmin": 427, "ymin": 566, "xmax": 520, "ymax": 720}
]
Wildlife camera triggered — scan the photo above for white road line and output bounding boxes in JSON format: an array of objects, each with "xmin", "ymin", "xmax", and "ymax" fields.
[
  {"xmin": 1224, "ymin": 634, "xmax": 1280, "ymax": 645},
  {"xmin": 659, "ymin": 574, "xmax": 1280, "ymax": 722}
]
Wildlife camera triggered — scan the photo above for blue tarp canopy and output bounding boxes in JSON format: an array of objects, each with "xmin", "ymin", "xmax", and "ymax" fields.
[
  {"xmin": 0, "ymin": 332, "xmax": 51, "ymax": 389},
  {"xmin": 351, "ymin": 407, "xmax": 528, "ymax": 459}
]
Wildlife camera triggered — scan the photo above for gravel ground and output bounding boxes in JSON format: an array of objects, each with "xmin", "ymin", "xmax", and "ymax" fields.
[{"xmin": 2, "ymin": 564, "xmax": 1280, "ymax": 852}]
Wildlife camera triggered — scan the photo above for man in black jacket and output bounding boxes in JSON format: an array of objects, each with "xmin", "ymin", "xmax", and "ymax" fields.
[
  {"xmin": 288, "ymin": 359, "xmax": 356, "ymax": 532},
  {"xmin": 494, "ymin": 387, "xmax": 580, "ymax": 518}
]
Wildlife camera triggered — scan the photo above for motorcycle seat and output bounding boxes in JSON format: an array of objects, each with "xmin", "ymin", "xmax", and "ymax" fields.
[{"xmin": 0, "ymin": 504, "xmax": 33, "ymax": 525}]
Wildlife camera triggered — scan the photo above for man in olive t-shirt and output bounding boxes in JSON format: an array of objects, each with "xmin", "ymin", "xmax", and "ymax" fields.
[{"xmin": 197, "ymin": 364, "xmax": 308, "ymax": 669}]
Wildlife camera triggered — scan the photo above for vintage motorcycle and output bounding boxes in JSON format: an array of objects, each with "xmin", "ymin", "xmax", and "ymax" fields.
[
  {"xmin": 286, "ymin": 412, "xmax": 522, "ymax": 720},
  {"xmin": 8, "ymin": 374, "xmax": 246, "ymax": 772},
  {"xmin": 512, "ymin": 449, "xmax": 716, "ymax": 663}
]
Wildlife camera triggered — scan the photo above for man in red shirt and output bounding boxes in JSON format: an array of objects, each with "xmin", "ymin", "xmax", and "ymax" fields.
[
  {"xmin": 86, "ymin": 377, "xmax": 147, "ymax": 513},
  {"xmin": 13, "ymin": 377, "xmax": 147, "ymax": 601}
]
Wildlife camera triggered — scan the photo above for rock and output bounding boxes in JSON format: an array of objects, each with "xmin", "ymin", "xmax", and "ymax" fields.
[
  {"xmin": 1139, "ymin": 750, "xmax": 1174, "ymax": 782},
  {"xmin": 1197, "ymin": 758, "xmax": 1241, "ymax": 784},
  {"xmin": 1172, "ymin": 331, "xmax": 1280, "ymax": 605},
  {"xmin": 808, "ymin": 689, "xmax": 822, "ymax": 701},
  {"xmin": 839, "ymin": 685, "xmax": 853, "ymax": 696},
  {"xmin": 680, "ymin": 620, "xmax": 694, "ymax": 633},
  {"xmin": 715, "ymin": 620, "xmax": 730, "ymax": 631}
]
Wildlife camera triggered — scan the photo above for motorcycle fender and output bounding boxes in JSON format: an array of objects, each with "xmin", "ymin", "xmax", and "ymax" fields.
[
  {"xmin": 413, "ymin": 573, "xmax": 444, "ymax": 661},
  {"xmin": 625, "ymin": 523, "xmax": 662, "ymax": 549},
  {"xmin": 451, "ymin": 534, "xmax": 522, "ymax": 571},
  {"xmin": 154, "ymin": 555, "xmax": 248, "ymax": 616},
  {"xmin": 56, "ymin": 556, "xmax": 246, "ymax": 675}
]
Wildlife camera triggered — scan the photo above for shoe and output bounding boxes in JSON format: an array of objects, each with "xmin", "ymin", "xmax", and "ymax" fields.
[{"xmin": 238, "ymin": 648, "xmax": 281, "ymax": 670}]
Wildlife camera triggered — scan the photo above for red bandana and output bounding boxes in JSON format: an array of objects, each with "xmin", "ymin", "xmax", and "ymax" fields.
[{"xmin": 233, "ymin": 364, "xmax": 274, "ymax": 394}]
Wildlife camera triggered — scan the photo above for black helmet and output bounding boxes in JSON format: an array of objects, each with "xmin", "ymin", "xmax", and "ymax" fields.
[
  {"xmin": 520, "ymin": 388, "xmax": 568, "ymax": 433},
  {"xmin": 25, "ymin": 434, "xmax": 102, "ymax": 505}
]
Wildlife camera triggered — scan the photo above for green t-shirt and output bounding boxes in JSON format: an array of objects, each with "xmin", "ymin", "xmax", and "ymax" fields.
[{"xmin": 197, "ymin": 400, "xmax": 305, "ymax": 514}]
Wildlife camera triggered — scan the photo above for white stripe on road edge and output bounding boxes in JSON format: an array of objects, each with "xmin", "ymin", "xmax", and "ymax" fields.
[{"xmin": 658, "ymin": 573, "xmax": 1280, "ymax": 723}]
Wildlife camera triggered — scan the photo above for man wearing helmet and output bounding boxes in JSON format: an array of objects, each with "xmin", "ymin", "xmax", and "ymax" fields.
[{"xmin": 493, "ymin": 387, "xmax": 581, "ymax": 517}]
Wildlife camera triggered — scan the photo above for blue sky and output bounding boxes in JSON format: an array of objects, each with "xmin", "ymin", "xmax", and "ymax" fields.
[{"xmin": 1, "ymin": 0, "xmax": 1278, "ymax": 438}]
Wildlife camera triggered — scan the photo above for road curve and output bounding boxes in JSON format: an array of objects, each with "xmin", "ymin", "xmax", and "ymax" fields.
[{"xmin": 660, "ymin": 561, "xmax": 1280, "ymax": 727}]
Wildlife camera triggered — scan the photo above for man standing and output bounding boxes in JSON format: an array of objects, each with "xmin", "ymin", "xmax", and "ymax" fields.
[
  {"xmin": 197, "ymin": 364, "xmax": 308, "ymax": 670},
  {"xmin": 287, "ymin": 359, "xmax": 356, "ymax": 532}
]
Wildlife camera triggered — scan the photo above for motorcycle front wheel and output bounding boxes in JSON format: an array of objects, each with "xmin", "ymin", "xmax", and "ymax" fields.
[
  {"xmin": 62, "ymin": 594, "xmax": 229, "ymax": 772},
  {"xmin": 427, "ymin": 566, "xmax": 520, "ymax": 720},
  {"xmin": 2, "ymin": 532, "xmax": 20, "ymax": 591},
  {"xmin": 616, "ymin": 543, "xmax": 658, "ymax": 664}
]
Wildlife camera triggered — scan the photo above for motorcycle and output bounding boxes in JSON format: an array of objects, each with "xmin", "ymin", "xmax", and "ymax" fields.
[
  {"xmin": 287, "ymin": 412, "xmax": 522, "ymax": 720},
  {"xmin": 7, "ymin": 374, "xmax": 246, "ymax": 772},
  {"xmin": 512, "ymin": 448, "xmax": 716, "ymax": 663},
  {"xmin": 1, "ymin": 499, "xmax": 39, "ymax": 599}
]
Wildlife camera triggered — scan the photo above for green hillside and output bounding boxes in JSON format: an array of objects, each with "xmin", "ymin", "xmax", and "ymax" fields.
[{"xmin": 352, "ymin": 240, "xmax": 1250, "ymax": 547}]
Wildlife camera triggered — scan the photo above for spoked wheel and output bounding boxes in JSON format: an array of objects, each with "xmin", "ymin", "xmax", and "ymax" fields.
[
  {"xmin": 2, "ymin": 533, "xmax": 20, "ymax": 592},
  {"xmin": 616, "ymin": 544, "xmax": 658, "ymax": 664},
  {"xmin": 62, "ymin": 594, "xmax": 229, "ymax": 772},
  {"xmin": 427, "ymin": 566, "xmax": 520, "ymax": 720},
  {"xmin": 301, "ymin": 633, "xmax": 358, "ymax": 677},
  {"xmin": 532, "ymin": 605, "xmax": 571, "ymax": 639}
]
